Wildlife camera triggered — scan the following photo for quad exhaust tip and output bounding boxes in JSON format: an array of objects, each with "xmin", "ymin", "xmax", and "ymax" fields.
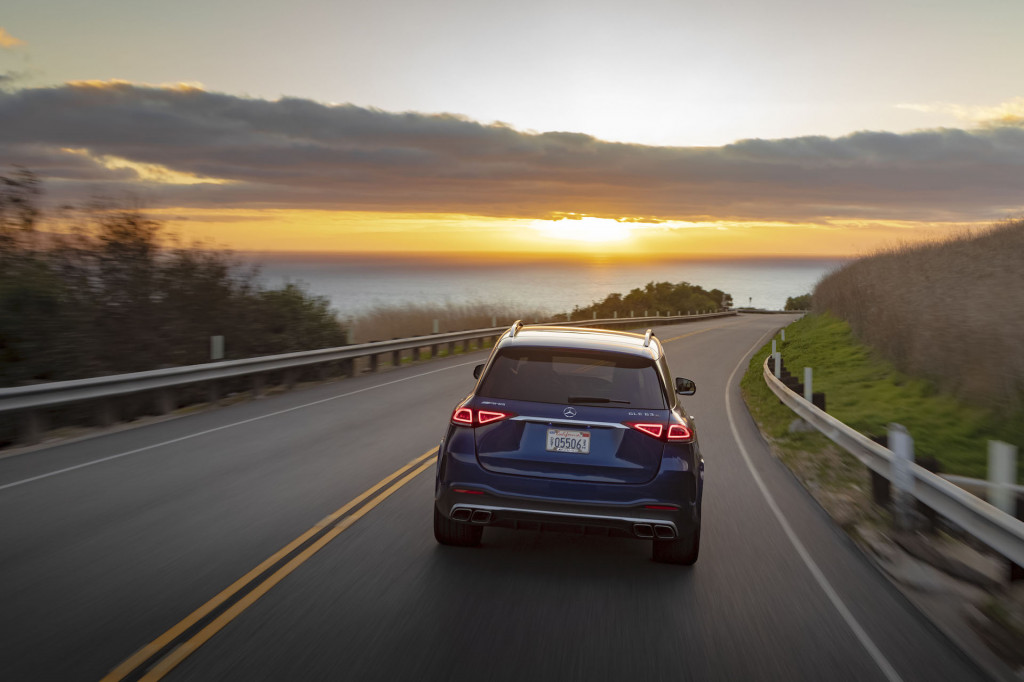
[
  {"xmin": 470, "ymin": 510, "xmax": 492, "ymax": 524},
  {"xmin": 451, "ymin": 508, "xmax": 472, "ymax": 522},
  {"xmin": 654, "ymin": 525, "xmax": 676, "ymax": 539}
]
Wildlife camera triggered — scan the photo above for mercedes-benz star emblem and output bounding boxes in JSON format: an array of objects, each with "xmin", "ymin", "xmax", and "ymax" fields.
[{"xmin": 563, "ymin": 407, "xmax": 577, "ymax": 418}]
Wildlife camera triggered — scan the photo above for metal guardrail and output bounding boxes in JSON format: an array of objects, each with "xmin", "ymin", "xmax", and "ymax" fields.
[
  {"xmin": 0, "ymin": 311, "xmax": 736, "ymax": 416},
  {"xmin": 763, "ymin": 354, "xmax": 1024, "ymax": 566}
]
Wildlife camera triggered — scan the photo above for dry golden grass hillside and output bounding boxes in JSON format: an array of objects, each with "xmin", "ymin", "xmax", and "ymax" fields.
[{"xmin": 814, "ymin": 219, "xmax": 1024, "ymax": 412}]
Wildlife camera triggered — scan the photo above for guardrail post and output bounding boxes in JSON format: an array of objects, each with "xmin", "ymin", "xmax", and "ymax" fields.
[
  {"xmin": 20, "ymin": 410, "xmax": 45, "ymax": 444},
  {"xmin": 369, "ymin": 354, "xmax": 379, "ymax": 372},
  {"xmin": 432, "ymin": 319, "xmax": 439, "ymax": 334},
  {"xmin": 804, "ymin": 368, "xmax": 813, "ymax": 402},
  {"xmin": 392, "ymin": 349, "xmax": 401, "ymax": 367},
  {"xmin": 252, "ymin": 374, "xmax": 265, "ymax": 399},
  {"xmin": 988, "ymin": 441, "xmax": 1018, "ymax": 515},
  {"xmin": 447, "ymin": 341, "xmax": 455, "ymax": 356},
  {"xmin": 413, "ymin": 346, "xmax": 421, "ymax": 362},
  {"xmin": 593, "ymin": 311, "xmax": 597, "ymax": 319},
  {"xmin": 207, "ymin": 381, "xmax": 221, "ymax": 404},
  {"xmin": 773, "ymin": 352, "xmax": 781, "ymax": 378},
  {"xmin": 630, "ymin": 310, "xmax": 634, "ymax": 318},
  {"xmin": 889, "ymin": 423, "xmax": 915, "ymax": 530},
  {"xmin": 156, "ymin": 389, "xmax": 175, "ymax": 415},
  {"xmin": 781, "ymin": 329, "xmax": 786, "ymax": 342},
  {"xmin": 95, "ymin": 399, "xmax": 116, "ymax": 427},
  {"xmin": 491, "ymin": 316, "xmax": 497, "ymax": 328},
  {"xmin": 771, "ymin": 339, "xmax": 777, "ymax": 355}
]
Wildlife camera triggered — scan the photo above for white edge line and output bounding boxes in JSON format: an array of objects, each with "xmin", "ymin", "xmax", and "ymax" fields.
[
  {"xmin": 0, "ymin": 360, "xmax": 478, "ymax": 492},
  {"xmin": 725, "ymin": 330, "xmax": 903, "ymax": 682}
]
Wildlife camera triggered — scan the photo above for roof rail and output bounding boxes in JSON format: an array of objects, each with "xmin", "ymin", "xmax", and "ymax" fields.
[
  {"xmin": 643, "ymin": 329, "xmax": 654, "ymax": 347},
  {"xmin": 508, "ymin": 319, "xmax": 524, "ymax": 337}
]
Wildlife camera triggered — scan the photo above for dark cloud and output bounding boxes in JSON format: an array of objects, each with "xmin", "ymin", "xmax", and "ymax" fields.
[{"xmin": 1, "ymin": 81, "xmax": 1022, "ymax": 222}]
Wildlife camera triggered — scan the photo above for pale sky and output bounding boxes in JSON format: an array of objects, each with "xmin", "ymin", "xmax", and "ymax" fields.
[{"xmin": 2, "ymin": 0, "xmax": 1023, "ymax": 256}]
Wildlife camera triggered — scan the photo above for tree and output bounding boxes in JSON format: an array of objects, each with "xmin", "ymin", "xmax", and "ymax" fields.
[
  {"xmin": 785, "ymin": 294, "xmax": 812, "ymax": 311},
  {"xmin": 0, "ymin": 169, "xmax": 348, "ymax": 386}
]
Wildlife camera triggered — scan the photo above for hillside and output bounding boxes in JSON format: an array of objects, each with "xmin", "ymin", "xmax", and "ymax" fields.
[{"xmin": 813, "ymin": 219, "xmax": 1024, "ymax": 413}]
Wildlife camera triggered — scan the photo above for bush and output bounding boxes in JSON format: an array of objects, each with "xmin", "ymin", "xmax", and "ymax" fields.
[
  {"xmin": 569, "ymin": 281, "xmax": 730, "ymax": 320},
  {"xmin": 785, "ymin": 294, "xmax": 812, "ymax": 311}
]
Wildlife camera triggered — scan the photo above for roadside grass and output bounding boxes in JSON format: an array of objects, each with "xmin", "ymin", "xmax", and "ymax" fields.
[{"xmin": 741, "ymin": 313, "xmax": 1023, "ymax": 482}]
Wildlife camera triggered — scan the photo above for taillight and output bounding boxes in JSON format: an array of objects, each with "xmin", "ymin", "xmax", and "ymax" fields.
[
  {"xmin": 452, "ymin": 407, "xmax": 474, "ymax": 426},
  {"xmin": 667, "ymin": 423, "xmax": 694, "ymax": 441},
  {"xmin": 477, "ymin": 410, "xmax": 511, "ymax": 425},
  {"xmin": 450, "ymin": 407, "xmax": 515, "ymax": 427},
  {"xmin": 625, "ymin": 420, "xmax": 694, "ymax": 442},
  {"xmin": 627, "ymin": 422, "xmax": 664, "ymax": 439}
]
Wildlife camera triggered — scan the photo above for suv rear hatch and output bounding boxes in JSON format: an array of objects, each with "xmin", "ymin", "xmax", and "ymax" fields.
[{"xmin": 472, "ymin": 347, "xmax": 670, "ymax": 484}]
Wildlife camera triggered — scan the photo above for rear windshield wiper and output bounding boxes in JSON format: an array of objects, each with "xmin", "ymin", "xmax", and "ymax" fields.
[{"xmin": 566, "ymin": 396, "xmax": 631, "ymax": 405}]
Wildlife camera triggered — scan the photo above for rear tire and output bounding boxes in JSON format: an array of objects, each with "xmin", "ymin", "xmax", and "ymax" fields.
[
  {"xmin": 434, "ymin": 506, "xmax": 483, "ymax": 546},
  {"xmin": 652, "ymin": 523, "xmax": 700, "ymax": 565}
]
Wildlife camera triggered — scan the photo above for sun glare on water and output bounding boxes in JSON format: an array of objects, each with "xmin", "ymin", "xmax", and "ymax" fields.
[{"xmin": 531, "ymin": 216, "xmax": 632, "ymax": 243}]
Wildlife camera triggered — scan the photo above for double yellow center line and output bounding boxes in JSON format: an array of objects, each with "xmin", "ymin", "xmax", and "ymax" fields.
[{"xmin": 102, "ymin": 448, "xmax": 438, "ymax": 682}]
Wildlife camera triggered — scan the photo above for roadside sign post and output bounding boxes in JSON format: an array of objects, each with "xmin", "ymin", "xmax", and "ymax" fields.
[{"xmin": 804, "ymin": 367, "xmax": 813, "ymax": 402}]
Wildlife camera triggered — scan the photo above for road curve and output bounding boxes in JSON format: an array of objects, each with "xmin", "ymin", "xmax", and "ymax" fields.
[{"xmin": 0, "ymin": 314, "xmax": 986, "ymax": 681}]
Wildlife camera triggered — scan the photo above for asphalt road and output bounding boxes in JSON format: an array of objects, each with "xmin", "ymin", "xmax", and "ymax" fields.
[{"xmin": 0, "ymin": 314, "xmax": 987, "ymax": 681}]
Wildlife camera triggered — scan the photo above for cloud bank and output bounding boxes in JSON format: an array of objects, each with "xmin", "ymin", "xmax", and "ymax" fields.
[{"xmin": 1, "ymin": 81, "xmax": 1022, "ymax": 223}]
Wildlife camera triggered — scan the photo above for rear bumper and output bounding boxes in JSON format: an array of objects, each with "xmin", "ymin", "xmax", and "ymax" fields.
[
  {"xmin": 443, "ymin": 499, "xmax": 687, "ymax": 539},
  {"xmin": 435, "ymin": 483, "xmax": 699, "ymax": 540}
]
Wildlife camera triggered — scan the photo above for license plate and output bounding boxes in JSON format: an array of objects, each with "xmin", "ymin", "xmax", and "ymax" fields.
[{"xmin": 546, "ymin": 428, "xmax": 591, "ymax": 454}]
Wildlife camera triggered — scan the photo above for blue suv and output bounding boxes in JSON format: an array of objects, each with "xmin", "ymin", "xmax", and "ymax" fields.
[{"xmin": 434, "ymin": 322, "xmax": 704, "ymax": 565}]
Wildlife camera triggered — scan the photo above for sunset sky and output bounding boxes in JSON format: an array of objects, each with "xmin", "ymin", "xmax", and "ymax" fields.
[{"xmin": 1, "ymin": 0, "xmax": 1023, "ymax": 257}]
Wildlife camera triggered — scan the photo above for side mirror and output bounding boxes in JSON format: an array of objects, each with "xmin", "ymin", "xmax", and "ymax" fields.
[
  {"xmin": 675, "ymin": 377, "xmax": 696, "ymax": 396},
  {"xmin": 473, "ymin": 364, "xmax": 485, "ymax": 380}
]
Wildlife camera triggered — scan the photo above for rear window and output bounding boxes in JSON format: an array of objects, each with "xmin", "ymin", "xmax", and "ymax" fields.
[{"xmin": 477, "ymin": 347, "xmax": 667, "ymax": 409}]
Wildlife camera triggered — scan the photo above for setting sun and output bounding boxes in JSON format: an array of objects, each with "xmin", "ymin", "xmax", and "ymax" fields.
[{"xmin": 531, "ymin": 216, "xmax": 633, "ymax": 243}]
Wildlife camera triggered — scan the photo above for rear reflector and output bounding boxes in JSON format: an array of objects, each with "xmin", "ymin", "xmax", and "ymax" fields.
[{"xmin": 453, "ymin": 488, "xmax": 484, "ymax": 495}]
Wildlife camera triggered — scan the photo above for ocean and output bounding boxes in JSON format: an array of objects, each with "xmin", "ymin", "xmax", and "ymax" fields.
[{"xmin": 249, "ymin": 254, "xmax": 846, "ymax": 318}]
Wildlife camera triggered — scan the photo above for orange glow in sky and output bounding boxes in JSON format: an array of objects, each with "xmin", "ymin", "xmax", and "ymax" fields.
[{"xmin": 150, "ymin": 207, "xmax": 984, "ymax": 259}]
